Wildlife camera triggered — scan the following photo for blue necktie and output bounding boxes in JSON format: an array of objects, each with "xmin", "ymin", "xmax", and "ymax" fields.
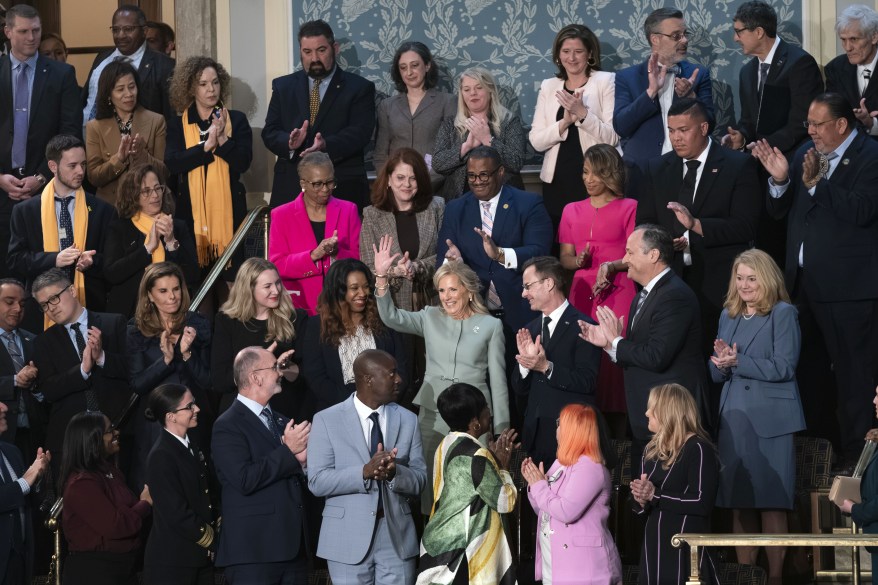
[
  {"xmin": 3, "ymin": 331, "xmax": 28, "ymax": 429},
  {"xmin": 12, "ymin": 62, "xmax": 29, "ymax": 169},
  {"xmin": 261, "ymin": 407, "xmax": 282, "ymax": 442}
]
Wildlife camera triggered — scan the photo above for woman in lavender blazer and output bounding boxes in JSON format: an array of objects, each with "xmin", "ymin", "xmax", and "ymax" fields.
[{"xmin": 521, "ymin": 403, "xmax": 622, "ymax": 585}]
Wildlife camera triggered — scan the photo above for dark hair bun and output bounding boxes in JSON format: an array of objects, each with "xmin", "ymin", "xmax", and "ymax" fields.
[{"xmin": 143, "ymin": 407, "xmax": 157, "ymax": 422}]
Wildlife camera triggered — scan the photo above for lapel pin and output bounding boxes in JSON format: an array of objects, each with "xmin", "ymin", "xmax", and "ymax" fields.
[
  {"xmin": 711, "ymin": 168, "xmax": 718, "ymax": 173},
  {"xmin": 502, "ymin": 203, "xmax": 509, "ymax": 209},
  {"xmin": 842, "ymin": 158, "xmax": 850, "ymax": 165}
]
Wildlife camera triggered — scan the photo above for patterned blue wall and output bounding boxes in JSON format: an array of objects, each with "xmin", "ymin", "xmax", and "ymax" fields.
[{"xmin": 299, "ymin": 0, "xmax": 803, "ymax": 160}]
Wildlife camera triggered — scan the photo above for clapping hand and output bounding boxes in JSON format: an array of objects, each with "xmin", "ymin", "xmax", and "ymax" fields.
[
  {"xmin": 674, "ymin": 68, "xmax": 699, "ymax": 98},
  {"xmin": 595, "ymin": 306, "xmax": 624, "ymax": 343},
  {"xmin": 312, "ymin": 230, "xmax": 339, "ymax": 262},
  {"xmin": 55, "ymin": 246, "xmax": 81, "ymax": 268},
  {"xmin": 710, "ymin": 339, "xmax": 738, "ymax": 370},
  {"xmin": 23, "ymin": 447, "xmax": 50, "ymax": 486},
  {"xmin": 179, "ymin": 326, "xmax": 197, "ymax": 355},
  {"xmin": 116, "ymin": 133, "xmax": 133, "ymax": 163},
  {"xmin": 520, "ymin": 456, "xmax": 546, "ymax": 486},
  {"xmin": 302, "ymin": 132, "xmax": 326, "ymax": 155},
  {"xmin": 160, "ymin": 330, "xmax": 175, "ymax": 364},
  {"xmin": 465, "ymin": 115, "xmax": 492, "ymax": 147},
  {"xmin": 556, "ymin": 89, "xmax": 588, "ymax": 122},
  {"xmin": 75, "ymin": 250, "xmax": 96, "ymax": 272},
  {"xmin": 751, "ymin": 139, "xmax": 789, "ymax": 184},
  {"xmin": 283, "ymin": 419, "xmax": 311, "ymax": 465},
  {"xmin": 488, "ymin": 428, "xmax": 521, "ymax": 470},
  {"xmin": 646, "ymin": 53, "xmax": 669, "ymax": 98},
  {"xmin": 575, "ymin": 242, "xmax": 591, "ymax": 269},
  {"xmin": 515, "ymin": 329, "xmax": 547, "ymax": 372},
  {"xmin": 395, "ymin": 252, "xmax": 414, "ymax": 279},
  {"xmin": 578, "ymin": 319, "xmax": 610, "ymax": 349},
  {"xmin": 721, "ymin": 126, "xmax": 745, "ymax": 151},
  {"xmin": 802, "ymin": 147, "xmax": 821, "ymax": 186},
  {"xmin": 473, "ymin": 227, "xmax": 500, "ymax": 262},
  {"xmin": 363, "ymin": 443, "xmax": 398, "ymax": 481},
  {"xmin": 666, "ymin": 202, "xmax": 697, "ymax": 232},
  {"xmin": 288, "ymin": 120, "xmax": 309, "ymax": 151},
  {"xmin": 853, "ymin": 98, "xmax": 878, "ymax": 128}
]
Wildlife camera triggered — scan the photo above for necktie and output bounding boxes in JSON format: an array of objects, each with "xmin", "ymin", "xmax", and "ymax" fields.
[
  {"xmin": 758, "ymin": 62, "xmax": 770, "ymax": 100},
  {"xmin": 4, "ymin": 331, "xmax": 28, "ymax": 429},
  {"xmin": 480, "ymin": 202, "xmax": 503, "ymax": 308},
  {"xmin": 57, "ymin": 196, "xmax": 75, "ymax": 281},
  {"xmin": 71, "ymin": 323, "xmax": 100, "ymax": 411},
  {"xmin": 542, "ymin": 316, "xmax": 552, "ymax": 344},
  {"xmin": 368, "ymin": 411, "xmax": 384, "ymax": 512},
  {"xmin": 309, "ymin": 78, "xmax": 322, "ymax": 126},
  {"xmin": 863, "ymin": 69, "xmax": 871, "ymax": 97},
  {"xmin": 631, "ymin": 289, "xmax": 649, "ymax": 329},
  {"xmin": 12, "ymin": 62, "xmax": 29, "ymax": 169},
  {"xmin": 260, "ymin": 407, "xmax": 282, "ymax": 442},
  {"xmin": 679, "ymin": 160, "xmax": 701, "ymax": 205},
  {"xmin": 666, "ymin": 65, "xmax": 682, "ymax": 76}
]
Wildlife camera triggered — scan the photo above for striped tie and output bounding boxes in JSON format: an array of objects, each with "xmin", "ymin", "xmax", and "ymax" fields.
[{"xmin": 480, "ymin": 202, "xmax": 502, "ymax": 308}]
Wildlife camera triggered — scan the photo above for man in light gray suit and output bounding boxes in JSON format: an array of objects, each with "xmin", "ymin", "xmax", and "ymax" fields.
[{"xmin": 307, "ymin": 349, "xmax": 426, "ymax": 585}]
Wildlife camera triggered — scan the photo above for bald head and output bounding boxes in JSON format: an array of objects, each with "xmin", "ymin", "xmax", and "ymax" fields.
[
  {"xmin": 354, "ymin": 350, "xmax": 401, "ymax": 409},
  {"xmin": 233, "ymin": 346, "xmax": 280, "ymax": 404}
]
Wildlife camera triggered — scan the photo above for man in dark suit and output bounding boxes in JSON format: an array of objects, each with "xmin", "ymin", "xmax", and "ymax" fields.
[
  {"xmin": 31, "ymin": 268, "xmax": 129, "ymax": 478},
  {"xmin": 212, "ymin": 346, "xmax": 311, "ymax": 584},
  {"xmin": 753, "ymin": 92, "xmax": 878, "ymax": 469},
  {"xmin": 635, "ymin": 98, "xmax": 760, "ymax": 352},
  {"xmin": 510, "ymin": 256, "xmax": 600, "ymax": 468},
  {"xmin": 8, "ymin": 135, "xmax": 115, "ymax": 330},
  {"xmin": 436, "ymin": 146, "xmax": 553, "ymax": 333},
  {"xmin": 262, "ymin": 19, "xmax": 375, "ymax": 210},
  {"xmin": 0, "ymin": 4, "xmax": 81, "ymax": 279},
  {"xmin": 81, "ymin": 5, "xmax": 175, "ymax": 125},
  {"xmin": 579, "ymin": 225, "xmax": 708, "ymax": 465},
  {"xmin": 0, "ymin": 401, "xmax": 50, "ymax": 585},
  {"xmin": 825, "ymin": 5, "xmax": 878, "ymax": 138},
  {"xmin": 613, "ymin": 7, "xmax": 714, "ymax": 168}
]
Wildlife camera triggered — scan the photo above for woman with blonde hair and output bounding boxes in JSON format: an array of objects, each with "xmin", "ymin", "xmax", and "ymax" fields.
[
  {"xmin": 629, "ymin": 384, "xmax": 719, "ymax": 585},
  {"xmin": 432, "ymin": 67, "xmax": 526, "ymax": 199},
  {"xmin": 521, "ymin": 403, "xmax": 622, "ymax": 584},
  {"xmin": 211, "ymin": 257, "xmax": 306, "ymax": 416}
]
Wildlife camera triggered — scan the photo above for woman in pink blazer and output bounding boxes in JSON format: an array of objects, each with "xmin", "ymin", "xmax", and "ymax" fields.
[
  {"xmin": 269, "ymin": 152, "xmax": 362, "ymax": 315},
  {"xmin": 522, "ymin": 403, "xmax": 622, "ymax": 585}
]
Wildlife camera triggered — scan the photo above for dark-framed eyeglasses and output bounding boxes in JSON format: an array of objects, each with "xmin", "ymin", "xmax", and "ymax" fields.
[
  {"xmin": 802, "ymin": 119, "xmax": 838, "ymax": 129},
  {"xmin": 109, "ymin": 25, "xmax": 145, "ymax": 35},
  {"xmin": 732, "ymin": 26, "xmax": 753, "ymax": 36},
  {"xmin": 654, "ymin": 30, "xmax": 691, "ymax": 42},
  {"xmin": 250, "ymin": 362, "xmax": 281, "ymax": 376},
  {"xmin": 172, "ymin": 401, "xmax": 197, "ymax": 413},
  {"xmin": 37, "ymin": 285, "xmax": 73, "ymax": 313},
  {"xmin": 302, "ymin": 178, "xmax": 337, "ymax": 191},
  {"xmin": 522, "ymin": 278, "xmax": 548, "ymax": 292},
  {"xmin": 139, "ymin": 185, "xmax": 168, "ymax": 198},
  {"xmin": 466, "ymin": 167, "xmax": 501, "ymax": 183}
]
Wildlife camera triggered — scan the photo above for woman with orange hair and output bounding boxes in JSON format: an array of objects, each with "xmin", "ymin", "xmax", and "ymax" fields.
[{"xmin": 521, "ymin": 404, "xmax": 622, "ymax": 585}]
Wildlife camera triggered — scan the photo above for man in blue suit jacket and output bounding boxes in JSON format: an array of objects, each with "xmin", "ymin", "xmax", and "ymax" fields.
[
  {"xmin": 436, "ymin": 146, "xmax": 553, "ymax": 333},
  {"xmin": 262, "ymin": 19, "xmax": 375, "ymax": 210},
  {"xmin": 613, "ymin": 7, "xmax": 714, "ymax": 168},
  {"xmin": 212, "ymin": 346, "xmax": 311, "ymax": 585},
  {"xmin": 308, "ymin": 350, "xmax": 426, "ymax": 585}
]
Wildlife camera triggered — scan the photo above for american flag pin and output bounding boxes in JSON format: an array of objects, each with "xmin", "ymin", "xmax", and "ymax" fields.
[{"xmin": 711, "ymin": 168, "xmax": 718, "ymax": 173}]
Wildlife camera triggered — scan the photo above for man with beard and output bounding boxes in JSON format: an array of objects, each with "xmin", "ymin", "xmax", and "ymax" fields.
[{"xmin": 262, "ymin": 19, "xmax": 375, "ymax": 210}]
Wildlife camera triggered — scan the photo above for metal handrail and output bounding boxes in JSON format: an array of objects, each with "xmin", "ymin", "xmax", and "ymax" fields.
[
  {"xmin": 190, "ymin": 204, "xmax": 270, "ymax": 311},
  {"xmin": 672, "ymin": 533, "xmax": 878, "ymax": 585}
]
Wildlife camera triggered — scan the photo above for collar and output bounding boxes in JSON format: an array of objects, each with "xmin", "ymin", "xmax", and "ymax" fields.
[
  {"xmin": 66, "ymin": 308, "xmax": 88, "ymax": 331},
  {"xmin": 236, "ymin": 393, "xmax": 268, "ymax": 418},
  {"xmin": 9, "ymin": 52, "xmax": 38, "ymax": 71},
  {"xmin": 643, "ymin": 267, "xmax": 672, "ymax": 294},
  {"xmin": 0, "ymin": 326, "xmax": 16, "ymax": 340},
  {"xmin": 353, "ymin": 394, "xmax": 385, "ymax": 421},
  {"xmin": 760, "ymin": 36, "xmax": 781, "ymax": 65},
  {"xmin": 53, "ymin": 184, "xmax": 76, "ymax": 199},
  {"xmin": 116, "ymin": 41, "xmax": 147, "ymax": 63},
  {"xmin": 857, "ymin": 50, "xmax": 878, "ymax": 75},
  {"xmin": 476, "ymin": 189, "xmax": 503, "ymax": 212},
  {"xmin": 827, "ymin": 128, "xmax": 859, "ymax": 159},
  {"xmin": 683, "ymin": 137, "xmax": 712, "ymax": 167},
  {"xmin": 163, "ymin": 427, "xmax": 190, "ymax": 448},
  {"xmin": 544, "ymin": 300, "xmax": 569, "ymax": 324}
]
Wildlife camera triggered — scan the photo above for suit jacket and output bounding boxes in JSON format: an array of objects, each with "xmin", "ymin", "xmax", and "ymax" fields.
[
  {"xmin": 268, "ymin": 194, "xmax": 362, "ymax": 315},
  {"xmin": 613, "ymin": 59, "xmax": 713, "ymax": 166},
  {"xmin": 510, "ymin": 304, "xmax": 600, "ymax": 465},
  {"xmin": 735, "ymin": 39, "xmax": 823, "ymax": 155},
  {"xmin": 262, "ymin": 68, "xmax": 376, "ymax": 207},
  {"xmin": 307, "ymin": 397, "xmax": 426, "ymax": 563},
  {"xmin": 144, "ymin": 431, "xmax": 215, "ymax": 569},
  {"xmin": 615, "ymin": 271, "xmax": 708, "ymax": 440},
  {"xmin": 7, "ymin": 191, "xmax": 116, "ymax": 311},
  {"xmin": 81, "ymin": 47, "xmax": 176, "ymax": 122},
  {"xmin": 765, "ymin": 131, "xmax": 878, "ymax": 302},
  {"xmin": 33, "ymin": 311, "xmax": 129, "ymax": 454},
  {"xmin": 635, "ymin": 140, "xmax": 761, "ymax": 307},
  {"xmin": 85, "ymin": 107, "xmax": 167, "ymax": 205},
  {"xmin": 211, "ymin": 399, "xmax": 308, "ymax": 567},
  {"xmin": 710, "ymin": 302, "xmax": 805, "ymax": 438},
  {"xmin": 0, "ymin": 328, "xmax": 47, "ymax": 443},
  {"xmin": 359, "ymin": 197, "xmax": 445, "ymax": 311},
  {"xmin": 852, "ymin": 450, "xmax": 878, "ymax": 552},
  {"xmin": 825, "ymin": 53, "xmax": 878, "ymax": 135},
  {"xmin": 436, "ymin": 185, "xmax": 553, "ymax": 330},
  {"xmin": 529, "ymin": 72, "xmax": 619, "ymax": 183},
  {"xmin": 0, "ymin": 440, "xmax": 33, "ymax": 584},
  {"xmin": 373, "ymin": 89, "xmax": 456, "ymax": 174},
  {"xmin": 302, "ymin": 316, "xmax": 410, "ymax": 414}
]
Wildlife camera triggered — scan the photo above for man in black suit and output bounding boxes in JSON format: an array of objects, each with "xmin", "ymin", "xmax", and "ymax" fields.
[
  {"xmin": 0, "ymin": 4, "xmax": 81, "ymax": 280},
  {"xmin": 262, "ymin": 19, "xmax": 375, "ymax": 209},
  {"xmin": 635, "ymin": 98, "xmax": 760, "ymax": 352},
  {"xmin": 212, "ymin": 346, "xmax": 311, "ymax": 584},
  {"xmin": 579, "ymin": 225, "xmax": 708, "ymax": 465},
  {"xmin": 753, "ymin": 92, "xmax": 878, "ymax": 469},
  {"xmin": 81, "ymin": 4, "xmax": 175, "ymax": 126},
  {"xmin": 511, "ymin": 256, "xmax": 600, "ymax": 468},
  {"xmin": 0, "ymin": 401, "xmax": 50, "ymax": 585},
  {"xmin": 31, "ymin": 268, "xmax": 129, "ymax": 478},
  {"xmin": 8, "ymin": 135, "xmax": 115, "ymax": 330},
  {"xmin": 825, "ymin": 5, "xmax": 878, "ymax": 138}
]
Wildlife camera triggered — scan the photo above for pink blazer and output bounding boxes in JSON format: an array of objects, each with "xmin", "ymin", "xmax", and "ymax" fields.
[
  {"xmin": 527, "ymin": 456, "xmax": 622, "ymax": 585},
  {"xmin": 269, "ymin": 193, "xmax": 362, "ymax": 315}
]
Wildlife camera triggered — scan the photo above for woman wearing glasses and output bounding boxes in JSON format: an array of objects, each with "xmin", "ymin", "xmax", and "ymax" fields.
[
  {"xmin": 104, "ymin": 163, "xmax": 199, "ymax": 318},
  {"xmin": 269, "ymin": 151, "xmax": 361, "ymax": 315},
  {"xmin": 143, "ymin": 384, "xmax": 218, "ymax": 585}
]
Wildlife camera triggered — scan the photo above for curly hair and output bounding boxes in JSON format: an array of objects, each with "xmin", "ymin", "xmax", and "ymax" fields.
[
  {"xmin": 134, "ymin": 262, "xmax": 191, "ymax": 338},
  {"xmin": 169, "ymin": 56, "xmax": 231, "ymax": 114},
  {"xmin": 94, "ymin": 59, "xmax": 141, "ymax": 120},
  {"xmin": 369, "ymin": 147, "xmax": 433, "ymax": 212},
  {"xmin": 220, "ymin": 258, "xmax": 295, "ymax": 343},
  {"xmin": 317, "ymin": 259, "xmax": 385, "ymax": 346},
  {"xmin": 116, "ymin": 163, "xmax": 174, "ymax": 219},
  {"xmin": 433, "ymin": 262, "xmax": 489, "ymax": 316}
]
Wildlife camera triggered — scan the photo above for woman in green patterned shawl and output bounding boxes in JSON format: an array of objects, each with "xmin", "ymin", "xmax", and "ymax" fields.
[{"xmin": 417, "ymin": 383, "xmax": 520, "ymax": 585}]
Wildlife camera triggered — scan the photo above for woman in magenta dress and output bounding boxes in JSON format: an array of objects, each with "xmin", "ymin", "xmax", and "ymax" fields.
[{"xmin": 558, "ymin": 144, "xmax": 636, "ymax": 418}]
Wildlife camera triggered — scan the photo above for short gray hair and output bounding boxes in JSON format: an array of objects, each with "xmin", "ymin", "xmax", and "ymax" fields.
[
  {"xmin": 297, "ymin": 151, "xmax": 333, "ymax": 177},
  {"xmin": 837, "ymin": 4, "xmax": 878, "ymax": 38},
  {"xmin": 32, "ymin": 268, "xmax": 71, "ymax": 296}
]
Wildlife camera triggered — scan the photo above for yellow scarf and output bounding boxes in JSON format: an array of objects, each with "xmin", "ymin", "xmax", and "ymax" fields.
[
  {"xmin": 131, "ymin": 212, "xmax": 166, "ymax": 264},
  {"xmin": 40, "ymin": 180, "xmax": 89, "ymax": 328},
  {"xmin": 182, "ymin": 106, "xmax": 234, "ymax": 267}
]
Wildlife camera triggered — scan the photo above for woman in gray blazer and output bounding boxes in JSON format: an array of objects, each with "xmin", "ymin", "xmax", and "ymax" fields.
[{"xmin": 709, "ymin": 248, "xmax": 805, "ymax": 585}]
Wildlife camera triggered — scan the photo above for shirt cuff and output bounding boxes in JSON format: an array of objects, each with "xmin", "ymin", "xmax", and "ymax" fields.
[
  {"xmin": 518, "ymin": 365, "xmax": 530, "ymax": 378},
  {"xmin": 97, "ymin": 351, "xmax": 106, "ymax": 368},
  {"xmin": 17, "ymin": 477, "xmax": 30, "ymax": 495},
  {"xmin": 502, "ymin": 248, "xmax": 518, "ymax": 269},
  {"xmin": 605, "ymin": 336, "xmax": 623, "ymax": 363},
  {"xmin": 80, "ymin": 366, "xmax": 90, "ymax": 380},
  {"xmin": 767, "ymin": 178, "xmax": 790, "ymax": 198}
]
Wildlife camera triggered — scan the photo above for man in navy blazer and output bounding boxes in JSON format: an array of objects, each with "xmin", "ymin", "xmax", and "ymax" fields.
[
  {"xmin": 825, "ymin": 5, "xmax": 878, "ymax": 139},
  {"xmin": 613, "ymin": 7, "xmax": 714, "ymax": 168},
  {"xmin": 436, "ymin": 146, "xmax": 552, "ymax": 333},
  {"xmin": 262, "ymin": 19, "xmax": 375, "ymax": 210},
  {"xmin": 212, "ymin": 346, "xmax": 311, "ymax": 585},
  {"xmin": 308, "ymin": 350, "xmax": 426, "ymax": 585}
]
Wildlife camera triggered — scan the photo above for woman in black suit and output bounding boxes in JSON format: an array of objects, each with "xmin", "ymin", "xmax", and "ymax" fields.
[
  {"xmin": 127, "ymin": 262, "xmax": 211, "ymax": 492},
  {"xmin": 302, "ymin": 259, "xmax": 408, "ymax": 413},
  {"xmin": 143, "ymin": 383, "xmax": 217, "ymax": 585},
  {"xmin": 104, "ymin": 163, "xmax": 199, "ymax": 317}
]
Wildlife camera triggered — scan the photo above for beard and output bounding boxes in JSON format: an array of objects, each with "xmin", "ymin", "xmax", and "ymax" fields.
[{"xmin": 307, "ymin": 61, "xmax": 328, "ymax": 79}]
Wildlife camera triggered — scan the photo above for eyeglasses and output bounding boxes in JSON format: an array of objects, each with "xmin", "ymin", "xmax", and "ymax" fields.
[
  {"xmin": 172, "ymin": 401, "xmax": 197, "ymax": 413},
  {"xmin": 250, "ymin": 362, "xmax": 281, "ymax": 376},
  {"xmin": 466, "ymin": 167, "xmax": 500, "ymax": 183},
  {"xmin": 301, "ymin": 178, "xmax": 337, "ymax": 191},
  {"xmin": 37, "ymin": 285, "xmax": 72, "ymax": 313},
  {"xmin": 654, "ymin": 30, "xmax": 691, "ymax": 42},
  {"xmin": 139, "ymin": 185, "xmax": 168, "ymax": 198},
  {"xmin": 802, "ymin": 119, "xmax": 838, "ymax": 129},
  {"xmin": 732, "ymin": 26, "xmax": 753, "ymax": 36},
  {"xmin": 522, "ymin": 278, "xmax": 548, "ymax": 291},
  {"xmin": 110, "ymin": 25, "xmax": 144, "ymax": 35}
]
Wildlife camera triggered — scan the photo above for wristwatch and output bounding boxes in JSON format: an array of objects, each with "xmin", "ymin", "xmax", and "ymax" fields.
[{"xmin": 496, "ymin": 249, "xmax": 506, "ymax": 265}]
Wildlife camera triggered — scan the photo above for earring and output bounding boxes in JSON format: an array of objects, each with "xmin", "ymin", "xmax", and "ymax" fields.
[
  {"xmin": 474, "ymin": 422, "xmax": 480, "ymax": 431},
  {"xmin": 108, "ymin": 98, "xmax": 112, "ymax": 105},
  {"xmin": 587, "ymin": 56, "xmax": 596, "ymax": 66}
]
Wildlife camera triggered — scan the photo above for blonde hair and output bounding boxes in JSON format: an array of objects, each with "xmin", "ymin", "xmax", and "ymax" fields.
[
  {"xmin": 723, "ymin": 248, "xmax": 790, "ymax": 318},
  {"xmin": 453, "ymin": 68, "xmax": 507, "ymax": 138},
  {"xmin": 643, "ymin": 384, "xmax": 711, "ymax": 469},
  {"xmin": 220, "ymin": 258, "xmax": 295, "ymax": 343},
  {"xmin": 433, "ymin": 262, "xmax": 489, "ymax": 316}
]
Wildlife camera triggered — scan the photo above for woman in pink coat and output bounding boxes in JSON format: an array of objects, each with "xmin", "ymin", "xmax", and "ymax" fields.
[
  {"xmin": 521, "ymin": 403, "xmax": 622, "ymax": 585},
  {"xmin": 269, "ymin": 152, "xmax": 361, "ymax": 315}
]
